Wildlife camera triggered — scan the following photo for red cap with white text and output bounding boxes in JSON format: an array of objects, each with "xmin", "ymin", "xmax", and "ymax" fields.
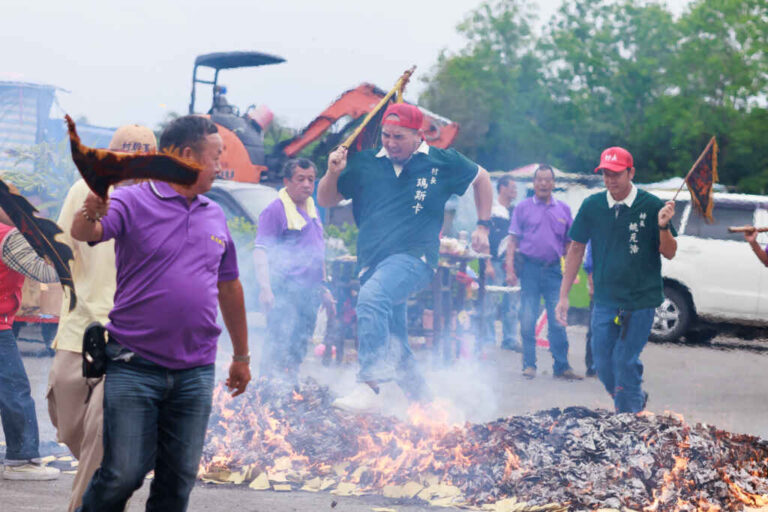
[{"xmin": 594, "ymin": 146, "xmax": 633, "ymax": 173}]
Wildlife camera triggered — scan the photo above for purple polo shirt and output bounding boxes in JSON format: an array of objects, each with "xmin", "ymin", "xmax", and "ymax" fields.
[
  {"xmin": 95, "ymin": 181, "xmax": 239, "ymax": 369},
  {"xmin": 509, "ymin": 196, "xmax": 573, "ymax": 263},
  {"xmin": 254, "ymin": 198, "xmax": 325, "ymax": 286}
]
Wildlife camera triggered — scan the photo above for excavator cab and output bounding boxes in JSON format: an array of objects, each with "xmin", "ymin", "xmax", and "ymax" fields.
[{"xmin": 189, "ymin": 51, "xmax": 285, "ymax": 183}]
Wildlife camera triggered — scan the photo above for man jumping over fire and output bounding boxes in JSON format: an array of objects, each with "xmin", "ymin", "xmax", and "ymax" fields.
[
  {"xmin": 555, "ymin": 147, "xmax": 676, "ymax": 414},
  {"xmin": 318, "ymin": 102, "xmax": 493, "ymax": 412}
]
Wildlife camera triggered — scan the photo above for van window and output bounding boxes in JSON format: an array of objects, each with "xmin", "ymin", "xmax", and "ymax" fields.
[{"xmin": 685, "ymin": 203, "xmax": 755, "ymax": 241}]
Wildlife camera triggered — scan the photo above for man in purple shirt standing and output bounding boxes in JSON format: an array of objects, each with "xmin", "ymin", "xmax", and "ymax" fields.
[
  {"xmin": 71, "ymin": 115, "xmax": 251, "ymax": 511},
  {"xmin": 505, "ymin": 164, "xmax": 582, "ymax": 380},
  {"xmin": 253, "ymin": 158, "xmax": 334, "ymax": 385}
]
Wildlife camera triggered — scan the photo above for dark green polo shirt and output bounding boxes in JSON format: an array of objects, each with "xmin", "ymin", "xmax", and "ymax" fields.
[
  {"xmin": 337, "ymin": 145, "xmax": 478, "ymax": 272},
  {"xmin": 569, "ymin": 188, "xmax": 676, "ymax": 310}
]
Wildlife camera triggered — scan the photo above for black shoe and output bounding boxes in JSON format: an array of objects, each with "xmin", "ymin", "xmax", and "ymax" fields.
[
  {"xmin": 586, "ymin": 368, "xmax": 597, "ymax": 377},
  {"xmin": 642, "ymin": 391, "xmax": 649, "ymax": 410}
]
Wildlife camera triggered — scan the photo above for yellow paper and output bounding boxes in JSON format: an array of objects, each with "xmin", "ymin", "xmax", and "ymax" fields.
[
  {"xmin": 268, "ymin": 471, "xmax": 288, "ymax": 483},
  {"xmin": 301, "ymin": 477, "xmax": 322, "ymax": 492},
  {"xmin": 227, "ymin": 471, "xmax": 245, "ymax": 485},
  {"xmin": 319, "ymin": 478, "xmax": 337, "ymax": 491},
  {"xmin": 332, "ymin": 482, "xmax": 358, "ymax": 496},
  {"xmin": 249, "ymin": 472, "xmax": 270, "ymax": 490}
]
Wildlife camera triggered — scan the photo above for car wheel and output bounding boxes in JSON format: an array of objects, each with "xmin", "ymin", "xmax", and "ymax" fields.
[{"xmin": 650, "ymin": 286, "xmax": 691, "ymax": 342}]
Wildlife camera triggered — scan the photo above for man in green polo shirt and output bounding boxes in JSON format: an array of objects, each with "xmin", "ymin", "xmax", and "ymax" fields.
[
  {"xmin": 555, "ymin": 147, "xmax": 676, "ymax": 413},
  {"xmin": 318, "ymin": 103, "xmax": 493, "ymax": 411}
]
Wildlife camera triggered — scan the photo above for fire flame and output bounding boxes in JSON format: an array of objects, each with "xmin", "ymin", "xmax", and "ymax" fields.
[{"xmin": 200, "ymin": 381, "xmax": 768, "ymax": 510}]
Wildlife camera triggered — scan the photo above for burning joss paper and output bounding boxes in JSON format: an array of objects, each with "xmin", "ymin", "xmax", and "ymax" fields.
[{"xmin": 201, "ymin": 379, "xmax": 768, "ymax": 511}]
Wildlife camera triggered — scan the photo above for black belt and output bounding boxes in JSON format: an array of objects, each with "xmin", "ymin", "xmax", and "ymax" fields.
[{"xmin": 519, "ymin": 253, "xmax": 559, "ymax": 267}]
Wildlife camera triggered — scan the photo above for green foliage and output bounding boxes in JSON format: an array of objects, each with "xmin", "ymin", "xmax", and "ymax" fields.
[
  {"xmin": 324, "ymin": 222, "xmax": 358, "ymax": 255},
  {"xmin": 0, "ymin": 138, "xmax": 79, "ymax": 218},
  {"xmin": 420, "ymin": 0, "xmax": 768, "ymax": 191},
  {"xmin": 227, "ymin": 216, "xmax": 258, "ymax": 247}
]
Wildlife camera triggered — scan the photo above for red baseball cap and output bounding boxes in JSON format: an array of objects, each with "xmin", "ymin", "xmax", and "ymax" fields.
[
  {"xmin": 381, "ymin": 103, "xmax": 424, "ymax": 131},
  {"xmin": 594, "ymin": 146, "xmax": 634, "ymax": 173}
]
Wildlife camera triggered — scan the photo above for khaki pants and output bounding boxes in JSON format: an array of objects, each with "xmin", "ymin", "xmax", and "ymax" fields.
[{"xmin": 47, "ymin": 350, "xmax": 104, "ymax": 512}]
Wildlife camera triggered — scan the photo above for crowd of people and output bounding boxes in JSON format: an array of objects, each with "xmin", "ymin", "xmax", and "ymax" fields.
[{"xmin": 0, "ymin": 102, "xmax": 690, "ymax": 510}]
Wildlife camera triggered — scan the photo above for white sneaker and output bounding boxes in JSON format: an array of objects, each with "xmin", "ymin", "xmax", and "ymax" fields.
[
  {"xmin": 331, "ymin": 385, "xmax": 379, "ymax": 414},
  {"xmin": 3, "ymin": 462, "xmax": 60, "ymax": 481}
]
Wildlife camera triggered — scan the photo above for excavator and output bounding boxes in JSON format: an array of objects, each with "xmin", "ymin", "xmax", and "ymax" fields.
[{"xmin": 188, "ymin": 51, "xmax": 460, "ymax": 184}]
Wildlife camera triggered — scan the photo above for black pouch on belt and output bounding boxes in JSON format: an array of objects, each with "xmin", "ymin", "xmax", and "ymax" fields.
[
  {"xmin": 619, "ymin": 310, "xmax": 632, "ymax": 340},
  {"xmin": 82, "ymin": 322, "xmax": 107, "ymax": 378}
]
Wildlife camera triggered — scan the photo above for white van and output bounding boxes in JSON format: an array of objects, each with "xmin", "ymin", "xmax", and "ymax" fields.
[{"xmin": 646, "ymin": 189, "xmax": 768, "ymax": 342}]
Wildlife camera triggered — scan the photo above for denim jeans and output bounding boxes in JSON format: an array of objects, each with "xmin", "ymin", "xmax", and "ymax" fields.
[
  {"xmin": 590, "ymin": 304, "xmax": 655, "ymax": 413},
  {"xmin": 519, "ymin": 257, "xmax": 571, "ymax": 374},
  {"xmin": 0, "ymin": 329, "xmax": 40, "ymax": 461},
  {"xmin": 356, "ymin": 254, "xmax": 433, "ymax": 396},
  {"xmin": 260, "ymin": 281, "xmax": 321, "ymax": 382},
  {"xmin": 585, "ymin": 299, "xmax": 595, "ymax": 373},
  {"xmin": 78, "ymin": 342, "xmax": 214, "ymax": 512},
  {"xmin": 490, "ymin": 259, "xmax": 519, "ymax": 348}
]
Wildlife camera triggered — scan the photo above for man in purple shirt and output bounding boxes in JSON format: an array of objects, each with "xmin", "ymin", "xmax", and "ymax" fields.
[
  {"xmin": 505, "ymin": 165, "xmax": 582, "ymax": 380},
  {"xmin": 71, "ymin": 115, "xmax": 250, "ymax": 511},
  {"xmin": 253, "ymin": 158, "xmax": 334, "ymax": 385}
]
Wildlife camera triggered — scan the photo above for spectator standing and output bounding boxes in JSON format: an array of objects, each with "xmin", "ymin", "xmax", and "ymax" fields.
[
  {"xmin": 505, "ymin": 165, "xmax": 582, "ymax": 380},
  {"xmin": 0, "ymin": 208, "xmax": 60, "ymax": 480},
  {"xmin": 485, "ymin": 174, "xmax": 521, "ymax": 351},
  {"xmin": 254, "ymin": 158, "xmax": 335, "ymax": 385}
]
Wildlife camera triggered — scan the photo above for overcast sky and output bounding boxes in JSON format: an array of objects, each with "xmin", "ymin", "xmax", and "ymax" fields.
[{"xmin": 2, "ymin": 0, "xmax": 691, "ymax": 130}]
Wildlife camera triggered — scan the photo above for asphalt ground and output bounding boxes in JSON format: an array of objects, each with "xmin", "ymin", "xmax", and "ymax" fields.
[{"xmin": 3, "ymin": 322, "xmax": 768, "ymax": 511}]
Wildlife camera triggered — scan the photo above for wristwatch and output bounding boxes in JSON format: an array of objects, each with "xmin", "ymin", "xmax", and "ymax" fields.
[
  {"xmin": 476, "ymin": 219, "xmax": 492, "ymax": 229},
  {"xmin": 659, "ymin": 223, "xmax": 670, "ymax": 231}
]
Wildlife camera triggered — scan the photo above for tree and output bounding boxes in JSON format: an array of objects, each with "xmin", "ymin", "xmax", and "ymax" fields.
[
  {"xmin": 420, "ymin": 0, "xmax": 554, "ymax": 170},
  {"xmin": 420, "ymin": 0, "xmax": 768, "ymax": 189}
]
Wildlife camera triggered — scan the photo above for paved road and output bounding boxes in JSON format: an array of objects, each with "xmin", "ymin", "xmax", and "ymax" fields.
[{"xmin": 3, "ymin": 324, "xmax": 768, "ymax": 510}]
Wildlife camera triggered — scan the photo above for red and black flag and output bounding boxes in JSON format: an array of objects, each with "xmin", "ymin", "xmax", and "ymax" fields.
[
  {"xmin": 685, "ymin": 136, "xmax": 718, "ymax": 224},
  {"xmin": 65, "ymin": 115, "xmax": 201, "ymax": 199},
  {"xmin": 0, "ymin": 179, "xmax": 76, "ymax": 310},
  {"xmin": 341, "ymin": 66, "xmax": 416, "ymax": 153}
]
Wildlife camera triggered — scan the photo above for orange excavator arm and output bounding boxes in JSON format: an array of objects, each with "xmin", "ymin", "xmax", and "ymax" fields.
[{"xmin": 279, "ymin": 83, "xmax": 459, "ymax": 158}]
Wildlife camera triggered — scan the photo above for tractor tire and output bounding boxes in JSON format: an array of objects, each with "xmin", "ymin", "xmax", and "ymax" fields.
[{"xmin": 650, "ymin": 286, "xmax": 692, "ymax": 343}]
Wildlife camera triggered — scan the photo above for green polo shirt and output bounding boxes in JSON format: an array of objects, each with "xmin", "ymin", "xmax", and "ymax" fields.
[
  {"xmin": 337, "ymin": 144, "xmax": 478, "ymax": 272},
  {"xmin": 569, "ymin": 188, "xmax": 676, "ymax": 310}
]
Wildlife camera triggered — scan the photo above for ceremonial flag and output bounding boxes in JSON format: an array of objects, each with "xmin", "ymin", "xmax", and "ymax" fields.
[
  {"xmin": 341, "ymin": 66, "xmax": 416, "ymax": 153},
  {"xmin": 65, "ymin": 115, "xmax": 201, "ymax": 199},
  {"xmin": 0, "ymin": 178, "xmax": 76, "ymax": 310},
  {"xmin": 685, "ymin": 136, "xmax": 718, "ymax": 224}
]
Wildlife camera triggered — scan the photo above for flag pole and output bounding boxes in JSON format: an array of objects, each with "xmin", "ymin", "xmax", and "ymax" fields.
[
  {"xmin": 340, "ymin": 66, "xmax": 416, "ymax": 150},
  {"xmin": 672, "ymin": 136, "xmax": 717, "ymax": 202}
]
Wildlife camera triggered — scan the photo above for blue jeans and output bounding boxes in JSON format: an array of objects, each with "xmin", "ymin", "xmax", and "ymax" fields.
[
  {"xmin": 0, "ymin": 329, "xmax": 40, "ymax": 461},
  {"xmin": 490, "ymin": 259, "xmax": 519, "ymax": 348},
  {"xmin": 260, "ymin": 281, "xmax": 321, "ymax": 381},
  {"xmin": 590, "ymin": 305, "xmax": 655, "ymax": 413},
  {"xmin": 519, "ymin": 257, "xmax": 571, "ymax": 374},
  {"xmin": 356, "ymin": 254, "xmax": 433, "ymax": 396},
  {"xmin": 78, "ymin": 342, "xmax": 214, "ymax": 512}
]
